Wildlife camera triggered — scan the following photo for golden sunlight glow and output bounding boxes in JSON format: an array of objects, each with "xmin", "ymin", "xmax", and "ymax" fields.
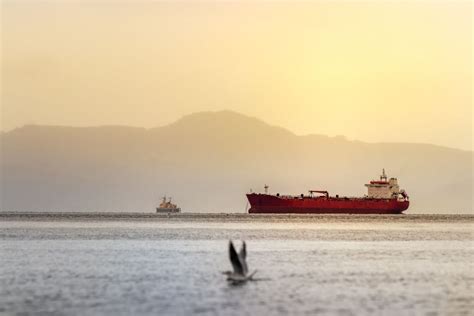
[{"xmin": 2, "ymin": 1, "xmax": 472, "ymax": 149}]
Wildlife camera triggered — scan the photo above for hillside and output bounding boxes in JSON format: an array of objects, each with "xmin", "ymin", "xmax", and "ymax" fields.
[{"xmin": 1, "ymin": 111, "xmax": 472, "ymax": 213}]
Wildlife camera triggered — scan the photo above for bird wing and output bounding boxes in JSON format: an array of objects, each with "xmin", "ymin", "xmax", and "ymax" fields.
[
  {"xmin": 229, "ymin": 240, "xmax": 244, "ymax": 275},
  {"xmin": 240, "ymin": 241, "xmax": 247, "ymax": 260},
  {"xmin": 239, "ymin": 241, "xmax": 248, "ymax": 275}
]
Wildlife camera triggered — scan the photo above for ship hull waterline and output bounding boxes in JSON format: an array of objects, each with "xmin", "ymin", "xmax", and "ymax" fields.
[
  {"xmin": 247, "ymin": 194, "xmax": 409, "ymax": 214},
  {"xmin": 156, "ymin": 208, "xmax": 181, "ymax": 213}
]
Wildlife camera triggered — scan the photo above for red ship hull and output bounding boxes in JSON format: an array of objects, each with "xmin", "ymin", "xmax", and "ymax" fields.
[{"xmin": 247, "ymin": 193, "xmax": 409, "ymax": 214}]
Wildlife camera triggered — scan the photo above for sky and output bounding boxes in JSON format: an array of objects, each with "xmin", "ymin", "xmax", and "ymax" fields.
[{"xmin": 1, "ymin": 0, "xmax": 472, "ymax": 150}]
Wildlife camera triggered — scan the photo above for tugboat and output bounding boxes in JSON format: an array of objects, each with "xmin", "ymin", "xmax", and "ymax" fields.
[
  {"xmin": 247, "ymin": 169, "xmax": 409, "ymax": 214},
  {"xmin": 156, "ymin": 196, "xmax": 181, "ymax": 213}
]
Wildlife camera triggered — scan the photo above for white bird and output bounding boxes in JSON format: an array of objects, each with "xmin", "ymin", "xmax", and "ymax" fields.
[{"xmin": 223, "ymin": 240, "xmax": 257, "ymax": 283}]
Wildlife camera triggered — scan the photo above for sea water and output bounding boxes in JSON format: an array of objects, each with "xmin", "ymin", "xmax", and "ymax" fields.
[{"xmin": 0, "ymin": 214, "xmax": 472, "ymax": 316}]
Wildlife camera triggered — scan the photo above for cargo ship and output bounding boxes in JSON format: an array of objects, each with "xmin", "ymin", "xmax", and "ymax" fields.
[
  {"xmin": 156, "ymin": 196, "xmax": 181, "ymax": 213},
  {"xmin": 247, "ymin": 170, "xmax": 409, "ymax": 214}
]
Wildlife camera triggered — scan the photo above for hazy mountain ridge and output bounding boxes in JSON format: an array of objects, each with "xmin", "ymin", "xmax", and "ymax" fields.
[{"xmin": 2, "ymin": 111, "xmax": 472, "ymax": 213}]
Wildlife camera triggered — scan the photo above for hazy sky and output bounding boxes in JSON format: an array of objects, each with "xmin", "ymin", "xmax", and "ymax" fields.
[{"xmin": 2, "ymin": 0, "xmax": 472, "ymax": 150}]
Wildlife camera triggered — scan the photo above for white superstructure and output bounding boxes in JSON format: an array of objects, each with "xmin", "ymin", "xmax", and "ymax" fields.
[{"xmin": 365, "ymin": 169, "xmax": 406, "ymax": 199}]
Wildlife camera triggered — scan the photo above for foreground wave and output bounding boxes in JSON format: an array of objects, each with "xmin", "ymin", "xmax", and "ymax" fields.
[{"xmin": 0, "ymin": 212, "xmax": 472, "ymax": 315}]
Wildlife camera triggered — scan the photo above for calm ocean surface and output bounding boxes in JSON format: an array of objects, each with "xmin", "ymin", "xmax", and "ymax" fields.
[{"xmin": 0, "ymin": 213, "xmax": 473, "ymax": 316}]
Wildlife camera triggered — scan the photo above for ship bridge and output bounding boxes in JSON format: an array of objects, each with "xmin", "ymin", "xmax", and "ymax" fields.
[{"xmin": 365, "ymin": 169, "xmax": 407, "ymax": 200}]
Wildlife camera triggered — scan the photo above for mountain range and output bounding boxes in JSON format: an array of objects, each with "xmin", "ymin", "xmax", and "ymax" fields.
[{"xmin": 1, "ymin": 111, "xmax": 472, "ymax": 213}]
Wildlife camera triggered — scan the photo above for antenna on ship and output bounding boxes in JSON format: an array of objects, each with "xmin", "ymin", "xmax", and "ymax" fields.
[
  {"xmin": 264, "ymin": 184, "xmax": 269, "ymax": 194},
  {"xmin": 381, "ymin": 169, "xmax": 387, "ymax": 181}
]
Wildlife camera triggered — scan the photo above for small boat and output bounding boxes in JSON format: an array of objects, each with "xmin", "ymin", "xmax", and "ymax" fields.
[{"xmin": 156, "ymin": 196, "xmax": 181, "ymax": 213}]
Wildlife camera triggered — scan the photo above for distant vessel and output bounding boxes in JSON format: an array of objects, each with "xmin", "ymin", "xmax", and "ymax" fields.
[
  {"xmin": 247, "ymin": 169, "xmax": 409, "ymax": 214},
  {"xmin": 156, "ymin": 196, "xmax": 181, "ymax": 213}
]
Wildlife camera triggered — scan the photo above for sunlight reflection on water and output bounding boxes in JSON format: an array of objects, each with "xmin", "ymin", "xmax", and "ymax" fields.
[{"xmin": 0, "ymin": 214, "xmax": 472, "ymax": 315}]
